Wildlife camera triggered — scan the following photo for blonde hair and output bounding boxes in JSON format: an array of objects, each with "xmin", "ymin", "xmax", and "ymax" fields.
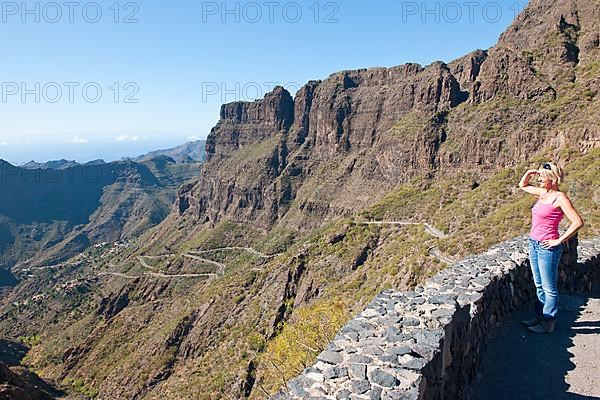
[{"xmin": 537, "ymin": 162, "xmax": 564, "ymax": 186}]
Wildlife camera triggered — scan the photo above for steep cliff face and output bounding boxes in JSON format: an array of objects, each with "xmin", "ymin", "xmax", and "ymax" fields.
[
  {"xmin": 297, "ymin": 62, "xmax": 464, "ymax": 154},
  {"xmin": 448, "ymin": 49, "xmax": 488, "ymax": 93},
  {"xmin": 173, "ymin": 0, "xmax": 598, "ymax": 235},
  {"xmin": 474, "ymin": 0, "xmax": 600, "ymax": 100},
  {"xmin": 205, "ymin": 86, "xmax": 294, "ymax": 162},
  {"xmin": 176, "ymin": 61, "xmax": 471, "ymax": 232},
  {"xmin": 174, "ymin": 87, "xmax": 294, "ymax": 230}
]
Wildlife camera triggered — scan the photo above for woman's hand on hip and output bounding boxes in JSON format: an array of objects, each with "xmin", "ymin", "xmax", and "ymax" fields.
[{"xmin": 541, "ymin": 239, "xmax": 562, "ymax": 249}]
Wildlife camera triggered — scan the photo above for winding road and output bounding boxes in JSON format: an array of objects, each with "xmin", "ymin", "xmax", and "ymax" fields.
[
  {"xmin": 103, "ymin": 221, "xmax": 455, "ymax": 280},
  {"xmin": 356, "ymin": 220, "xmax": 447, "ymax": 239},
  {"xmin": 180, "ymin": 253, "xmax": 225, "ymax": 276},
  {"xmin": 136, "ymin": 255, "xmax": 221, "ymax": 278},
  {"xmin": 427, "ymin": 246, "xmax": 457, "ymax": 264},
  {"xmin": 355, "ymin": 219, "xmax": 456, "ymax": 264},
  {"xmin": 98, "ymin": 270, "xmax": 217, "ymax": 279},
  {"xmin": 98, "ymin": 247, "xmax": 282, "ymax": 280},
  {"xmin": 187, "ymin": 246, "xmax": 283, "ymax": 258},
  {"xmin": 22, "ymin": 223, "xmax": 454, "ymax": 282}
]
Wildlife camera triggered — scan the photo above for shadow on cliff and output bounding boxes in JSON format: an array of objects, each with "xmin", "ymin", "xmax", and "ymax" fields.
[
  {"xmin": 469, "ymin": 292, "xmax": 600, "ymax": 400},
  {"xmin": 0, "ymin": 339, "xmax": 28, "ymax": 366},
  {"xmin": 0, "ymin": 339, "xmax": 66, "ymax": 398}
]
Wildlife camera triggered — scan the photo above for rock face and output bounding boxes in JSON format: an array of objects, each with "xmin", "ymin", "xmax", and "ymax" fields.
[
  {"xmin": 448, "ymin": 50, "xmax": 488, "ymax": 94},
  {"xmin": 205, "ymin": 86, "xmax": 294, "ymax": 162},
  {"xmin": 0, "ymin": 362, "xmax": 56, "ymax": 400},
  {"xmin": 172, "ymin": 0, "xmax": 599, "ymax": 236},
  {"xmin": 180, "ymin": 62, "xmax": 475, "ymax": 230},
  {"xmin": 471, "ymin": 46, "xmax": 555, "ymax": 102},
  {"xmin": 295, "ymin": 62, "xmax": 464, "ymax": 154}
]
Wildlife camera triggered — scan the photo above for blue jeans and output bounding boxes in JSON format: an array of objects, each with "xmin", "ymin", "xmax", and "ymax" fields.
[{"xmin": 528, "ymin": 238, "xmax": 564, "ymax": 320}]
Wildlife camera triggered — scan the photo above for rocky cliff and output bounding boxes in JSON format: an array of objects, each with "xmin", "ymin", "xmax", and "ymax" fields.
[{"xmin": 169, "ymin": 0, "xmax": 598, "ymax": 238}]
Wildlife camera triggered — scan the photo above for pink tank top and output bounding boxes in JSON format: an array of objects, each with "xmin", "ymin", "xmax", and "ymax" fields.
[{"xmin": 530, "ymin": 194, "xmax": 564, "ymax": 241}]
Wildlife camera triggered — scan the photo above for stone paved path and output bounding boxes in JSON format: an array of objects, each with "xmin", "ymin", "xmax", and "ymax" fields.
[{"xmin": 469, "ymin": 294, "xmax": 600, "ymax": 400}]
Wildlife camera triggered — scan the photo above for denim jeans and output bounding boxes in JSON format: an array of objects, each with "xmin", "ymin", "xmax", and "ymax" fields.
[{"xmin": 528, "ymin": 238, "xmax": 564, "ymax": 320}]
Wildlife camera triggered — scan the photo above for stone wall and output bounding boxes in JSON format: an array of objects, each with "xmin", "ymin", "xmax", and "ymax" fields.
[{"xmin": 273, "ymin": 234, "xmax": 600, "ymax": 400}]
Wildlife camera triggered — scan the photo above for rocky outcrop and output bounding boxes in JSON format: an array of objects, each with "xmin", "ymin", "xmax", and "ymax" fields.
[
  {"xmin": 268, "ymin": 250, "xmax": 308, "ymax": 339},
  {"xmin": 296, "ymin": 62, "xmax": 465, "ymax": 156},
  {"xmin": 97, "ymin": 288, "xmax": 130, "ymax": 320},
  {"xmin": 0, "ymin": 362, "xmax": 56, "ymax": 400},
  {"xmin": 471, "ymin": 47, "xmax": 556, "ymax": 102},
  {"xmin": 205, "ymin": 86, "xmax": 294, "ymax": 162},
  {"xmin": 447, "ymin": 50, "xmax": 488, "ymax": 94},
  {"xmin": 494, "ymin": 0, "xmax": 600, "ymax": 85},
  {"xmin": 274, "ymin": 235, "xmax": 600, "ymax": 399}
]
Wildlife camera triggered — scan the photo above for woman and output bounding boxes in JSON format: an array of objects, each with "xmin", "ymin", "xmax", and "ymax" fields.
[{"xmin": 518, "ymin": 162, "xmax": 584, "ymax": 333}]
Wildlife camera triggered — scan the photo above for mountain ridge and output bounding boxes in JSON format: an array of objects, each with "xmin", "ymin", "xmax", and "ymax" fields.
[
  {"xmin": 11, "ymin": 139, "xmax": 207, "ymax": 170},
  {"xmin": 0, "ymin": 157, "xmax": 202, "ymax": 274},
  {"xmin": 131, "ymin": 140, "xmax": 206, "ymax": 164}
]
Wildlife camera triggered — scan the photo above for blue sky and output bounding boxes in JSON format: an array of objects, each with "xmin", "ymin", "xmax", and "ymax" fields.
[{"xmin": 0, "ymin": 0, "xmax": 528, "ymax": 164}]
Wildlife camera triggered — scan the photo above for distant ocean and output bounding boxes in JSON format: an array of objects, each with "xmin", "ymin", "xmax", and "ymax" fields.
[{"xmin": 0, "ymin": 136, "xmax": 202, "ymax": 166}]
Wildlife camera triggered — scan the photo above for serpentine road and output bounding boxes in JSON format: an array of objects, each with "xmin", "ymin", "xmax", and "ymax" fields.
[
  {"xmin": 98, "ymin": 220, "xmax": 456, "ymax": 280},
  {"xmin": 180, "ymin": 254, "xmax": 225, "ymax": 276},
  {"xmin": 354, "ymin": 220, "xmax": 456, "ymax": 264},
  {"xmin": 24, "ymin": 222, "xmax": 453, "ymax": 281},
  {"xmin": 187, "ymin": 247, "xmax": 283, "ymax": 258},
  {"xmin": 99, "ymin": 247, "xmax": 282, "ymax": 280}
]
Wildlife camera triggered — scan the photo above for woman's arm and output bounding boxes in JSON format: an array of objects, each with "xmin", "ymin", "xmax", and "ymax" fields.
[
  {"xmin": 541, "ymin": 193, "xmax": 584, "ymax": 248},
  {"xmin": 519, "ymin": 169, "xmax": 545, "ymax": 197},
  {"xmin": 556, "ymin": 194, "xmax": 584, "ymax": 243}
]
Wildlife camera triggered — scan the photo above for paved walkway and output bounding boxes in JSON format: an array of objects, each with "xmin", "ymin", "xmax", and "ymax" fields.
[{"xmin": 469, "ymin": 294, "xmax": 600, "ymax": 400}]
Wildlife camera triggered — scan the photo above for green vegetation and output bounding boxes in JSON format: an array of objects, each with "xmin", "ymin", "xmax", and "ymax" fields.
[
  {"xmin": 68, "ymin": 378, "xmax": 99, "ymax": 398},
  {"xmin": 19, "ymin": 334, "xmax": 42, "ymax": 348},
  {"xmin": 578, "ymin": 60, "xmax": 600, "ymax": 79},
  {"xmin": 6, "ymin": 145, "xmax": 599, "ymax": 400},
  {"xmin": 3, "ymin": 47, "xmax": 600, "ymax": 399},
  {"xmin": 179, "ymin": 220, "xmax": 295, "ymax": 256},
  {"xmin": 583, "ymin": 89, "xmax": 598, "ymax": 100},
  {"xmin": 227, "ymin": 134, "xmax": 282, "ymax": 167},
  {"xmin": 389, "ymin": 111, "xmax": 428, "ymax": 137},
  {"xmin": 252, "ymin": 147, "xmax": 600, "ymax": 395},
  {"xmin": 255, "ymin": 298, "xmax": 348, "ymax": 395}
]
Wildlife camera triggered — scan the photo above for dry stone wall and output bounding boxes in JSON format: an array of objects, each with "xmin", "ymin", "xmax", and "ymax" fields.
[{"xmin": 273, "ymin": 234, "xmax": 600, "ymax": 400}]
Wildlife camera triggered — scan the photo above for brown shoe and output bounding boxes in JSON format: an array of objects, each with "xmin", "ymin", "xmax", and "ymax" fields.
[{"xmin": 527, "ymin": 319, "xmax": 555, "ymax": 334}]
